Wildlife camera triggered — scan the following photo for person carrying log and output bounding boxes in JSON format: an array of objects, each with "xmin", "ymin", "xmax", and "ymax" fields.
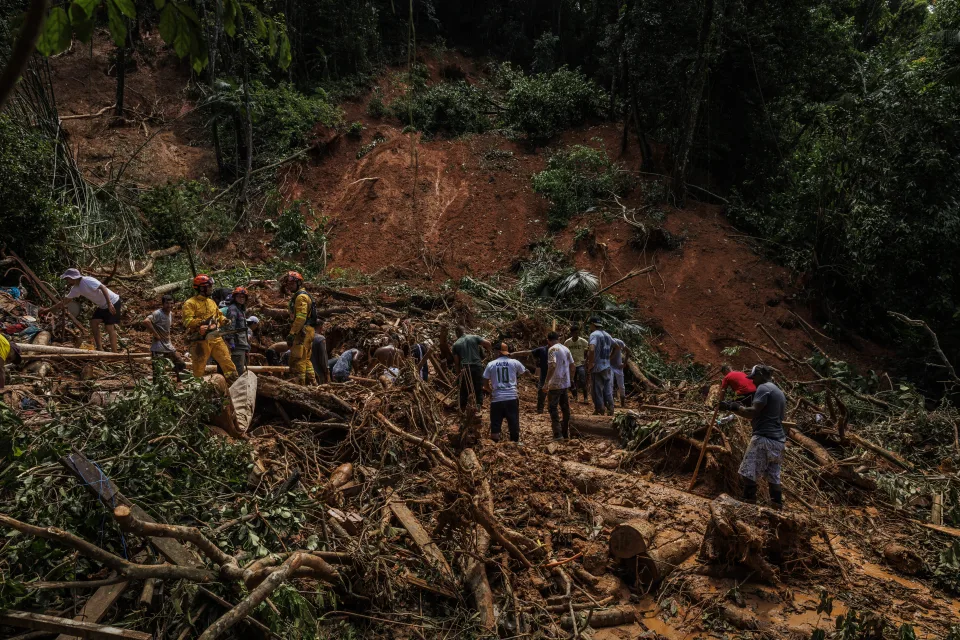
[
  {"xmin": 453, "ymin": 326, "xmax": 491, "ymax": 410},
  {"xmin": 182, "ymin": 274, "xmax": 238, "ymax": 382},
  {"xmin": 719, "ymin": 364, "xmax": 786, "ymax": 509},
  {"xmin": 0, "ymin": 334, "xmax": 22, "ymax": 389},
  {"xmin": 543, "ymin": 331, "xmax": 575, "ymax": 440},
  {"xmin": 482, "ymin": 342, "xmax": 528, "ymax": 442},
  {"xmin": 564, "ymin": 324, "xmax": 589, "ymax": 404},
  {"xmin": 41, "ymin": 269, "xmax": 122, "ymax": 352},
  {"xmin": 720, "ymin": 363, "xmax": 757, "ymax": 404},
  {"xmin": 281, "ymin": 271, "xmax": 319, "ymax": 386},
  {"xmin": 144, "ymin": 294, "xmax": 185, "ymax": 377},
  {"xmin": 224, "ymin": 286, "xmax": 251, "ymax": 375},
  {"xmin": 586, "ymin": 316, "xmax": 620, "ymax": 416}
]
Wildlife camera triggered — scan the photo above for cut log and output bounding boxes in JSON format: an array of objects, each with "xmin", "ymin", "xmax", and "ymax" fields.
[
  {"xmin": 883, "ymin": 543, "xmax": 922, "ymax": 575},
  {"xmin": 639, "ymin": 530, "xmax": 703, "ymax": 584},
  {"xmin": 25, "ymin": 331, "xmax": 53, "ymax": 379},
  {"xmin": 20, "ymin": 343, "xmax": 124, "ymax": 356},
  {"xmin": 569, "ymin": 415, "xmax": 619, "ymax": 439},
  {"xmin": 327, "ymin": 508, "xmax": 363, "ymax": 536},
  {"xmin": 206, "ymin": 365, "xmax": 287, "ymax": 375},
  {"xmin": 609, "ymin": 519, "xmax": 657, "ymax": 559},
  {"xmin": 0, "ymin": 611, "xmax": 152, "ymax": 640},
  {"xmin": 389, "ymin": 501, "xmax": 454, "ymax": 579},
  {"xmin": 22, "ymin": 352, "xmax": 152, "ymax": 360},
  {"xmin": 256, "ymin": 376, "xmax": 341, "ymax": 420},
  {"xmin": 560, "ymin": 606, "xmax": 637, "ymax": 630},
  {"xmin": 460, "ymin": 448, "xmax": 496, "ymax": 631},
  {"xmin": 578, "ymin": 500, "xmax": 654, "ymax": 527}
]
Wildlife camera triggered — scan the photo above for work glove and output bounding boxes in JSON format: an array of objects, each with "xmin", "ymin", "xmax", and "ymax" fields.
[
  {"xmin": 718, "ymin": 400, "xmax": 742, "ymax": 411},
  {"xmin": 285, "ymin": 334, "xmax": 296, "ymax": 347}
]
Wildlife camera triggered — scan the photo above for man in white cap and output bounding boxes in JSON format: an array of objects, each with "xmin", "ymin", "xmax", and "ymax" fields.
[
  {"xmin": 720, "ymin": 364, "xmax": 787, "ymax": 509},
  {"xmin": 42, "ymin": 268, "xmax": 122, "ymax": 352}
]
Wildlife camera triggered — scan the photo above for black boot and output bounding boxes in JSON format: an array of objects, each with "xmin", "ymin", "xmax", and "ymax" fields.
[
  {"xmin": 769, "ymin": 483, "xmax": 784, "ymax": 510},
  {"xmin": 742, "ymin": 478, "xmax": 758, "ymax": 504}
]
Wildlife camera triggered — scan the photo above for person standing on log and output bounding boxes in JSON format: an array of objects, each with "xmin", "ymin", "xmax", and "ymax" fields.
[
  {"xmin": 145, "ymin": 294, "xmax": 185, "ymax": 377},
  {"xmin": 281, "ymin": 271, "xmax": 318, "ymax": 386},
  {"xmin": 543, "ymin": 332, "xmax": 575, "ymax": 440},
  {"xmin": 42, "ymin": 269, "xmax": 122, "ymax": 352},
  {"xmin": 0, "ymin": 333, "xmax": 22, "ymax": 389},
  {"xmin": 224, "ymin": 286, "xmax": 251, "ymax": 375},
  {"xmin": 720, "ymin": 364, "xmax": 757, "ymax": 404},
  {"xmin": 586, "ymin": 316, "xmax": 620, "ymax": 416},
  {"xmin": 719, "ymin": 364, "xmax": 786, "ymax": 509},
  {"xmin": 453, "ymin": 326, "xmax": 491, "ymax": 411},
  {"xmin": 511, "ymin": 338, "xmax": 550, "ymax": 414},
  {"xmin": 482, "ymin": 342, "xmax": 528, "ymax": 442},
  {"xmin": 564, "ymin": 324, "xmax": 589, "ymax": 404},
  {"xmin": 182, "ymin": 274, "xmax": 237, "ymax": 381},
  {"xmin": 610, "ymin": 336, "xmax": 629, "ymax": 408}
]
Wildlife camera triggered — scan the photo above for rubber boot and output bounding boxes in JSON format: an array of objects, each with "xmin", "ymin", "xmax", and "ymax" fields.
[
  {"xmin": 769, "ymin": 483, "xmax": 784, "ymax": 510},
  {"xmin": 741, "ymin": 478, "xmax": 758, "ymax": 504}
]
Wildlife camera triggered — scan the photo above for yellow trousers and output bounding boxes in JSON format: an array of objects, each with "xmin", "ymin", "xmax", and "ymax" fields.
[
  {"xmin": 289, "ymin": 325, "xmax": 316, "ymax": 385},
  {"xmin": 190, "ymin": 338, "xmax": 238, "ymax": 382}
]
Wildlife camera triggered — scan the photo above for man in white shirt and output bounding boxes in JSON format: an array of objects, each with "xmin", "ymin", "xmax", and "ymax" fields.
[
  {"xmin": 482, "ymin": 342, "xmax": 528, "ymax": 443},
  {"xmin": 543, "ymin": 331, "xmax": 575, "ymax": 440},
  {"xmin": 42, "ymin": 268, "xmax": 122, "ymax": 352}
]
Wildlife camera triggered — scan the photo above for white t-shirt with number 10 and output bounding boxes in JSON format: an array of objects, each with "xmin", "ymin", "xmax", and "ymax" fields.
[{"xmin": 483, "ymin": 356, "xmax": 527, "ymax": 403}]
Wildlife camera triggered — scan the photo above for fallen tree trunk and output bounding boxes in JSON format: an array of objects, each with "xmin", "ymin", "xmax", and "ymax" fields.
[
  {"xmin": 609, "ymin": 518, "xmax": 657, "ymax": 559},
  {"xmin": 460, "ymin": 449, "xmax": 496, "ymax": 631},
  {"xmin": 23, "ymin": 352, "xmax": 152, "ymax": 360},
  {"xmin": 560, "ymin": 605, "xmax": 637, "ymax": 630},
  {"xmin": 206, "ymin": 365, "xmax": 288, "ymax": 375},
  {"xmin": 25, "ymin": 331, "xmax": 53, "ymax": 379},
  {"xmin": 0, "ymin": 610, "xmax": 151, "ymax": 640},
  {"xmin": 846, "ymin": 432, "xmax": 914, "ymax": 471},
  {"xmin": 639, "ymin": 529, "xmax": 703, "ymax": 584},
  {"xmin": 577, "ymin": 499, "xmax": 653, "ymax": 527},
  {"xmin": 388, "ymin": 501, "xmax": 454, "ymax": 579},
  {"xmin": 789, "ymin": 427, "xmax": 876, "ymax": 491},
  {"xmin": 256, "ymin": 376, "xmax": 343, "ymax": 420},
  {"xmin": 627, "ymin": 360, "xmax": 660, "ymax": 390},
  {"xmin": 569, "ymin": 415, "xmax": 619, "ymax": 439}
]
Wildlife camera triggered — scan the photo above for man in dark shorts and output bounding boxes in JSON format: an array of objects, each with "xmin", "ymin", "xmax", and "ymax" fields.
[
  {"xmin": 720, "ymin": 364, "xmax": 787, "ymax": 509},
  {"xmin": 145, "ymin": 294, "xmax": 185, "ymax": 377},
  {"xmin": 43, "ymin": 268, "xmax": 123, "ymax": 352}
]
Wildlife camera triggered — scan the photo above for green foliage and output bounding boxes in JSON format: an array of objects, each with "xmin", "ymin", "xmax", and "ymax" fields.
[
  {"xmin": 356, "ymin": 132, "xmax": 386, "ymax": 159},
  {"xmin": 532, "ymin": 144, "xmax": 632, "ymax": 229},
  {"xmin": 138, "ymin": 179, "xmax": 229, "ymax": 249},
  {"xmin": 532, "ymin": 31, "xmax": 560, "ymax": 74},
  {"xmin": 269, "ymin": 200, "xmax": 328, "ymax": 271},
  {"xmin": 346, "ymin": 120, "xmax": 364, "ymax": 138},
  {"xmin": 496, "ymin": 63, "xmax": 606, "ymax": 142},
  {"xmin": 248, "ymin": 82, "xmax": 341, "ymax": 160},
  {"xmin": 366, "ymin": 88, "xmax": 387, "ymax": 118},
  {"xmin": 0, "ymin": 115, "xmax": 74, "ymax": 276},
  {"xmin": 389, "ymin": 80, "xmax": 492, "ymax": 137}
]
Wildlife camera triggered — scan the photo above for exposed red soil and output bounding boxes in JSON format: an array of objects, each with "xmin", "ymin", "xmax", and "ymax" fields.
[
  {"xmin": 49, "ymin": 31, "xmax": 215, "ymax": 186},
  {"xmin": 49, "ymin": 41, "xmax": 890, "ymax": 371}
]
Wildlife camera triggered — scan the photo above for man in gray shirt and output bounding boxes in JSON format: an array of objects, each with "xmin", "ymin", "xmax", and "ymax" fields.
[
  {"xmin": 144, "ymin": 295, "xmax": 185, "ymax": 377},
  {"xmin": 720, "ymin": 364, "xmax": 787, "ymax": 509}
]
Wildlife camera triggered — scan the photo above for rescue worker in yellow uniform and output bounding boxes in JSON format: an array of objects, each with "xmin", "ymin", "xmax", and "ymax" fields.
[
  {"xmin": 182, "ymin": 274, "xmax": 238, "ymax": 381},
  {"xmin": 281, "ymin": 271, "xmax": 318, "ymax": 386}
]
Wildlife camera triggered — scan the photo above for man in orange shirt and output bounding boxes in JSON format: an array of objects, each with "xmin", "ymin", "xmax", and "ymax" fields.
[{"xmin": 720, "ymin": 364, "xmax": 757, "ymax": 403}]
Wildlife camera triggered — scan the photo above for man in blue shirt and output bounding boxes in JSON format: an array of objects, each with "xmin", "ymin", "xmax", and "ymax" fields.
[
  {"xmin": 586, "ymin": 316, "xmax": 620, "ymax": 416},
  {"xmin": 482, "ymin": 343, "xmax": 529, "ymax": 442}
]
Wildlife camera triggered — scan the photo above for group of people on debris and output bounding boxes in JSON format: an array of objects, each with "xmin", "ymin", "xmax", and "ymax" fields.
[{"xmin": 5, "ymin": 268, "xmax": 788, "ymax": 509}]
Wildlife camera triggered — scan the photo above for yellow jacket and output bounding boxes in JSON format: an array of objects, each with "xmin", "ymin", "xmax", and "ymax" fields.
[
  {"xmin": 182, "ymin": 295, "xmax": 226, "ymax": 337},
  {"xmin": 289, "ymin": 290, "xmax": 313, "ymax": 335}
]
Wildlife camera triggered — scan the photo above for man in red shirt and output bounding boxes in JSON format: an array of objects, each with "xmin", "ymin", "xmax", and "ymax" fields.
[{"xmin": 720, "ymin": 364, "xmax": 757, "ymax": 403}]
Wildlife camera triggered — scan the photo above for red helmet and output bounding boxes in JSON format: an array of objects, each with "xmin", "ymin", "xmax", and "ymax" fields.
[
  {"xmin": 282, "ymin": 271, "xmax": 304, "ymax": 285},
  {"xmin": 193, "ymin": 274, "xmax": 214, "ymax": 288},
  {"xmin": 232, "ymin": 286, "xmax": 248, "ymax": 297}
]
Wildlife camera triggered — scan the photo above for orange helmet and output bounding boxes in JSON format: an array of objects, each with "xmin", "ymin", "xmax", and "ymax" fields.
[
  {"xmin": 232, "ymin": 286, "xmax": 248, "ymax": 297},
  {"xmin": 193, "ymin": 274, "xmax": 214, "ymax": 288},
  {"xmin": 282, "ymin": 271, "xmax": 304, "ymax": 285}
]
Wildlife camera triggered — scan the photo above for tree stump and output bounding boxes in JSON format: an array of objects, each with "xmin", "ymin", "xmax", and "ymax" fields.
[{"xmin": 609, "ymin": 519, "xmax": 657, "ymax": 559}]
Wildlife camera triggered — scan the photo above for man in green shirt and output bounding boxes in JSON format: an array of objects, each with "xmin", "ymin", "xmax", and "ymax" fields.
[
  {"xmin": 564, "ymin": 324, "xmax": 589, "ymax": 404},
  {"xmin": 452, "ymin": 326, "xmax": 491, "ymax": 410}
]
